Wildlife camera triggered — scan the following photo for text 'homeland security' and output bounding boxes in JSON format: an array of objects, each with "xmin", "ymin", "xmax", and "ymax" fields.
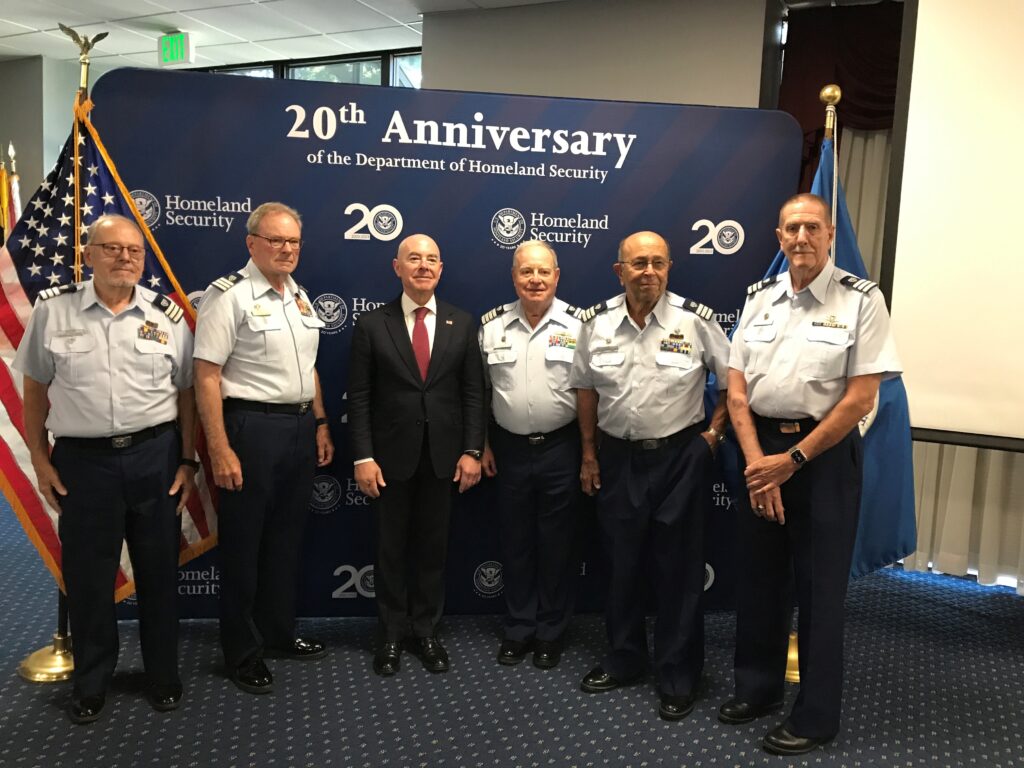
[{"xmin": 381, "ymin": 111, "xmax": 638, "ymax": 170}]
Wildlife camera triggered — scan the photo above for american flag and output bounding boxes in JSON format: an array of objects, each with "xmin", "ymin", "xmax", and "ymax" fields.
[{"xmin": 0, "ymin": 98, "xmax": 218, "ymax": 601}]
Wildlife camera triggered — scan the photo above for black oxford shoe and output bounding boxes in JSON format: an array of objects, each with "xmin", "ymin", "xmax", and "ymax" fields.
[
  {"xmin": 410, "ymin": 637, "xmax": 450, "ymax": 673},
  {"xmin": 145, "ymin": 682, "xmax": 183, "ymax": 712},
  {"xmin": 373, "ymin": 642, "xmax": 401, "ymax": 676},
  {"xmin": 67, "ymin": 695, "xmax": 105, "ymax": 725},
  {"xmin": 658, "ymin": 693, "xmax": 696, "ymax": 721},
  {"xmin": 718, "ymin": 697, "xmax": 784, "ymax": 724},
  {"xmin": 265, "ymin": 637, "xmax": 327, "ymax": 660},
  {"xmin": 497, "ymin": 639, "xmax": 530, "ymax": 666},
  {"xmin": 230, "ymin": 657, "xmax": 274, "ymax": 694},
  {"xmin": 762, "ymin": 724, "xmax": 833, "ymax": 756},
  {"xmin": 580, "ymin": 666, "xmax": 641, "ymax": 693},
  {"xmin": 532, "ymin": 640, "xmax": 562, "ymax": 670}
]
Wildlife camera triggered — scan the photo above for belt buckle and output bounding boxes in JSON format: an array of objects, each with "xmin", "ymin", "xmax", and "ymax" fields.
[
  {"xmin": 779, "ymin": 422, "xmax": 801, "ymax": 434},
  {"xmin": 299, "ymin": 402, "xmax": 311, "ymax": 414},
  {"xmin": 111, "ymin": 435, "xmax": 132, "ymax": 448},
  {"xmin": 640, "ymin": 439, "xmax": 659, "ymax": 450},
  {"xmin": 528, "ymin": 435, "xmax": 545, "ymax": 445}
]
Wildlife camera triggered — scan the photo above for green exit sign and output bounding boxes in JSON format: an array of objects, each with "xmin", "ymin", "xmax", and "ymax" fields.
[{"xmin": 158, "ymin": 32, "xmax": 195, "ymax": 66}]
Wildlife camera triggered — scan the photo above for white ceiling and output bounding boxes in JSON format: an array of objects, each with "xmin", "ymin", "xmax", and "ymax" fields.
[{"xmin": 0, "ymin": 0, "xmax": 561, "ymax": 68}]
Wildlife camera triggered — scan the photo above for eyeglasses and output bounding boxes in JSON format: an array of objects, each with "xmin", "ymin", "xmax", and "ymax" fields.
[
  {"xmin": 405, "ymin": 254, "xmax": 440, "ymax": 266},
  {"xmin": 90, "ymin": 242, "xmax": 145, "ymax": 260},
  {"xmin": 251, "ymin": 233, "xmax": 303, "ymax": 250},
  {"xmin": 620, "ymin": 258, "xmax": 670, "ymax": 272}
]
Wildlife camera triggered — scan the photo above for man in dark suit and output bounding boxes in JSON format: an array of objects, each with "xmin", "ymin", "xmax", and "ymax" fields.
[{"xmin": 349, "ymin": 233, "xmax": 485, "ymax": 676}]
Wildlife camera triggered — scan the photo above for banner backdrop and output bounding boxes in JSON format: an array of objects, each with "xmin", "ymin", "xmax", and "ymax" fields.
[{"xmin": 95, "ymin": 68, "xmax": 801, "ymax": 619}]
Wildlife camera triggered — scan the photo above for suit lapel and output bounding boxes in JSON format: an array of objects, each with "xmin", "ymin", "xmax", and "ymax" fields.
[
  {"xmin": 383, "ymin": 298, "xmax": 422, "ymax": 384},
  {"xmin": 424, "ymin": 301, "xmax": 454, "ymax": 387}
]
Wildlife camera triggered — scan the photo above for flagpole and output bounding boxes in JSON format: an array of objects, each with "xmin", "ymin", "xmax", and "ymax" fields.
[{"xmin": 16, "ymin": 23, "xmax": 106, "ymax": 685}]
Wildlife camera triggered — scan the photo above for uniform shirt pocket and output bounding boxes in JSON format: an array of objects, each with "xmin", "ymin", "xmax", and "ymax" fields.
[
  {"xmin": 47, "ymin": 333, "xmax": 97, "ymax": 386},
  {"xmin": 545, "ymin": 345, "xmax": 574, "ymax": 364},
  {"xmin": 246, "ymin": 313, "xmax": 283, "ymax": 333},
  {"xmin": 300, "ymin": 314, "xmax": 325, "ymax": 330},
  {"xmin": 486, "ymin": 348, "xmax": 517, "ymax": 390},
  {"xmin": 804, "ymin": 326, "xmax": 850, "ymax": 381},
  {"xmin": 134, "ymin": 336, "xmax": 174, "ymax": 387},
  {"xmin": 591, "ymin": 351, "xmax": 625, "ymax": 368},
  {"xmin": 655, "ymin": 350, "xmax": 694, "ymax": 371}
]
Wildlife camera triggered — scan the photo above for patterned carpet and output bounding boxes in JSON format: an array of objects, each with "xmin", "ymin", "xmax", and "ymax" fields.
[{"xmin": 2, "ymin": 496, "xmax": 1023, "ymax": 768}]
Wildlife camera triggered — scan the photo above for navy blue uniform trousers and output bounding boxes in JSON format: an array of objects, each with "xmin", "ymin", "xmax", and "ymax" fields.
[
  {"xmin": 218, "ymin": 409, "xmax": 316, "ymax": 670},
  {"xmin": 733, "ymin": 417, "xmax": 862, "ymax": 739},
  {"xmin": 54, "ymin": 427, "xmax": 181, "ymax": 700},
  {"xmin": 596, "ymin": 422, "xmax": 711, "ymax": 698},
  {"xmin": 491, "ymin": 422, "xmax": 583, "ymax": 644}
]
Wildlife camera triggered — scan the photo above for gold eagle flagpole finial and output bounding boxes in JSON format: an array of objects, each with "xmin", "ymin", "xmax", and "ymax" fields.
[{"xmin": 58, "ymin": 23, "xmax": 108, "ymax": 99}]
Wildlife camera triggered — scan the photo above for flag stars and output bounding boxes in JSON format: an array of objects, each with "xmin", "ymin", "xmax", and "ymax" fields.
[
  {"xmin": 147, "ymin": 275, "xmax": 162, "ymax": 289},
  {"xmin": 81, "ymin": 203, "xmax": 94, "ymax": 217},
  {"xmin": 31, "ymin": 198, "xmax": 45, "ymax": 210},
  {"xmin": 58, "ymin": 214, "xmax": 71, "ymax": 227},
  {"xmin": 47, "ymin": 272, "xmax": 62, "ymax": 286},
  {"xmin": 50, "ymin": 252, "xmax": 65, "ymax": 266},
  {"xmin": 18, "ymin": 235, "xmax": 31, "ymax": 249},
  {"xmin": 85, "ymin": 182, "xmax": 97, "ymax": 196},
  {"xmin": 41, "ymin": 180, "xmax": 52, "ymax": 191},
  {"xmin": 101, "ymin": 192, "xmax": 115, "ymax": 206},
  {"xmin": 27, "ymin": 263, "xmax": 42, "ymax": 277},
  {"xmin": 37, "ymin": 225, "xmax": 49, "ymax": 238},
  {"xmin": 65, "ymin": 174, "xmax": 75, "ymax": 186},
  {"xmin": 62, "ymin": 193, "xmax": 74, "ymax": 207},
  {"xmin": 54, "ymin": 232, "xmax": 68, "ymax": 247},
  {"xmin": 87, "ymin": 163, "xmax": 99, "ymax": 176},
  {"xmin": 42, "ymin": 204, "xmax": 53, "ymax": 217},
  {"xmin": 79, "ymin": 223, "xmax": 89, "ymax": 237},
  {"xmin": 31, "ymin": 243, "xmax": 46, "ymax": 258},
  {"xmin": 77, "ymin": 134, "xmax": 85, "ymax": 146}
]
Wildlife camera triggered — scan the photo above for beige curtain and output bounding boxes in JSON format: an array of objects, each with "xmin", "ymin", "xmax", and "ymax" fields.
[{"xmin": 839, "ymin": 126, "xmax": 1024, "ymax": 595}]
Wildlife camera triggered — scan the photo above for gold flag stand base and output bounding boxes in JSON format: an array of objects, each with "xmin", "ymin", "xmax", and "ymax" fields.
[
  {"xmin": 785, "ymin": 631, "xmax": 800, "ymax": 683},
  {"xmin": 18, "ymin": 633, "xmax": 74, "ymax": 682}
]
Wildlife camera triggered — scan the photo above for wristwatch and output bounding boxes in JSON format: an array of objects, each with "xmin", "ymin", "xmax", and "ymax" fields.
[
  {"xmin": 788, "ymin": 446, "xmax": 808, "ymax": 468},
  {"xmin": 706, "ymin": 426, "xmax": 726, "ymax": 444},
  {"xmin": 463, "ymin": 450, "xmax": 482, "ymax": 460},
  {"xmin": 179, "ymin": 458, "xmax": 200, "ymax": 470}
]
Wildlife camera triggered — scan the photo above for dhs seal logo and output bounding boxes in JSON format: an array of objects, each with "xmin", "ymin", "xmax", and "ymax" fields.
[
  {"xmin": 473, "ymin": 560, "xmax": 503, "ymax": 598},
  {"xmin": 310, "ymin": 474, "xmax": 342, "ymax": 515},
  {"xmin": 372, "ymin": 208, "xmax": 400, "ymax": 239},
  {"xmin": 491, "ymin": 208, "xmax": 526, "ymax": 249},
  {"xmin": 704, "ymin": 563, "xmax": 715, "ymax": 591},
  {"xmin": 313, "ymin": 293, "xmax": 348, "ymax": 335},
  {"xmin": 186, "ymin": 290, "xmax": 205, "ymax": 312},
  {"xmin": 359, "ymin": 567, "xmax": 375, "ymax": 597},
  {"xmin": 130, "ymin": 189, "xmax": 161, "ymax": 230}
]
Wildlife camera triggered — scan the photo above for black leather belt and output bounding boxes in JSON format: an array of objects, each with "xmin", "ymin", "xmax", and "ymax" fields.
[
  {"xmin": 754, "ymin": 415, "xmax": 818, "ymax": 434},
  {"xmin": 224, "ymin": 398, "xmax": 312, "ymax": 415},
  {"xmin": 496, "ymin": 421, "xmax": 576, "ymax": 446},
  {"xmin": 605, "ymin": 424, "xmax": 698, "ymax": 451},
  {"xmin": 57, "ymin": 421, "xmax": 176, "ymax": 452}
]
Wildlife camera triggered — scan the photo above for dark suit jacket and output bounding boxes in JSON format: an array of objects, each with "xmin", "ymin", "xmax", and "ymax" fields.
[{"xmin": 348, "ymin": 295, "xmax": 485, "ymax": 481}]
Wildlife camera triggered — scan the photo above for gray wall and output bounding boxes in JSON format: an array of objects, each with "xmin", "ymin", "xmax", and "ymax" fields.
[
  {"xmin": 422, "ymin": 0, "xmax": 768, "ymax": 107},
  {"xmin": 0, "ymin": 57, "xmax": 44, "ymax": 187}
]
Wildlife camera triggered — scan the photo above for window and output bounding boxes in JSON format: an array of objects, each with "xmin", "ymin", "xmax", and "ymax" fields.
[
  {"xmin": 391, "ymin": 53, "xmax": 422, "ymax": 89},
  {"xmin": 205, "ymin": 50, "xmax": 420, "ymax": 88},
  {"xmin": 289, "ymin": 59, "xmax": 382, "ymax": 86},
  {"xmin": 219, "ymin": 66, "xmax": 275, "ymax": 79}
]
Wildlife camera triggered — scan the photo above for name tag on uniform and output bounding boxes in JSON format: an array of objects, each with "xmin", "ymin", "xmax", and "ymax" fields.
[
  {"xmin": 137, "ymin": 320, "xmax": 168, "ymax": 345},
  {"xmin": 54, "ymin": 328, "xmax": 87, "ymax": 338},
  {"xmin": 294, "ymin": 294, "xmax": 314, "ymax": 317},
  {"xmin": 250, "ymin": 303, "xmax": 272, "ymax": 317},
  {"xmin": 548, "ymin": 332, "xmax": 576, "ymax": 350}
]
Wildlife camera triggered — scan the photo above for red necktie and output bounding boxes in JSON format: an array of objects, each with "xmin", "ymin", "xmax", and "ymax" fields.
[{"xmin": 413, "ymin": 306, "xmax": 430, "ymax": 380}]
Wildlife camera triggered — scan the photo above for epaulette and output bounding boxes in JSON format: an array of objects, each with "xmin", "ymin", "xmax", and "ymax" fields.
[
  {"xmin": 37, "ymin": 283, "xmax": 80, "ymax": 301},
  {"xmin": 839, "ymin": 275, "xmax": 877, "ymax": 294},
  {"xmin": 481, "ymin": 302, "xmax": 515, "ymax": 325},
  {"xmin": 153, "ymin": 294, "xmax": 184, "ymax": 324},
  {"xmin": 211, "ymin": 271, "xmax": 247, "ymax": 292},
  {"xmin": 746, "ymin": 274, "xmax": 779, "ymax": 296},
  {"xmin": 680, "ymin": 297, "xmax": 715, "ymax": 322},
  {"xmin": 563, "ymin": 304, "xmax": 583, "ymax": 320},
  {"xmin": 577, "ymin": 302, "xmax": 608, "ymax": 323}
]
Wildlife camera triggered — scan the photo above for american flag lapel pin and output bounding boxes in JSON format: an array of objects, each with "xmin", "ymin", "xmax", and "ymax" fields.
[{"xmin": 446, "ymin": 319, "xmax": 453, "ymax": 325}]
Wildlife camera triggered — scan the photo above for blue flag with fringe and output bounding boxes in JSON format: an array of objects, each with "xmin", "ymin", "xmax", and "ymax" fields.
[{"xmin": 763, "ymin": 138, "xmax": 917, "ymax": 577}]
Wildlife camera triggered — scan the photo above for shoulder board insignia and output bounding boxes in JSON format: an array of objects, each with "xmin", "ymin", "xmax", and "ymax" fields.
[
  {"xmin": 682, "ymin": 298, "xmax": 715, "ymax": 322},
  {"xmin": 564, "ymin": 304, "xmax": 583, "ymax": 319},
  {"xmin": 578, "ymin": 302, "xmax": 608, "ymax": 323},
  {"xmin": 37, "ymin": 283, "xmax": 80, "ymax": 301},
  {"xmin": 211, "ymin": 271, "xmax": 247, "ymax": 292},
  {"xmin": 747, "ymin": 274, "xmax": 779, "ymax": 296},
  {"xmin": 480, "ymin": 302, "xmax": 516, "ymax": 325},
  {"xmin": 154, "ymin": 294, "xmax": 184, "ymax": 324},
  {"xmin": 839, "ymin": 275, "xmax": 877, "ymax": 294}
]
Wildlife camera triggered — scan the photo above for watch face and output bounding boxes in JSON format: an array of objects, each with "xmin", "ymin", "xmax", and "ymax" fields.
[{"xmin": 790, "ymin": 448, "xmax": 807, "ymax": 465}]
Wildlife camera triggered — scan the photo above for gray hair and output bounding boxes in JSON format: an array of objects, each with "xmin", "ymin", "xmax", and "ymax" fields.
[
  {"xmin": 86, "ymin": 213, "xmax": 140, "ymax": 243},
  {"xmin": 247, "ymin": 201, "xmax": 302, "ymax": 234},
  {"xmin": 512, "ymin": 239, "xmax": 558, "ymax": 270},
  {"xmin": 617, "ymin": 231, "xmax": 671, "ymax": 261}
]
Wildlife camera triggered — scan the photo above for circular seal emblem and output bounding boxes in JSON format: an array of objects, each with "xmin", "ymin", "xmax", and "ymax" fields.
[
  {"xmin": 309, "ymin": 474, "xmax": 342, "ymax": 514},
  {"xmin": 490, "ymin": 208, "xmax": 526, "ymax": 248},
  {"xmin": 371, "ymin": 208, "xmax": 401, "ymax": 239},
  {"xmin": 473, "ymin": 560, "xmax": 504, "ymax": 597},
  {"xmin": 359, "ymin": 567, "xmax": 375, "ymax": 598},
  {"xmin": 704, "ymin": 563, "xmax": 716, "ymax": 592},
  {"xmin": 129, "ymin": 189, "xmax": 161, "ymax": 230},
  {"xmin": 714, "ymin": 220, "xmax": 744, "ymax": 255},
  {"xmin": 187, "ymin": 289, "xmax": 205, "ymax": 313},
  {"xmin": 313, "ymin": 293, "xmax": 348, "ymax": 333}
]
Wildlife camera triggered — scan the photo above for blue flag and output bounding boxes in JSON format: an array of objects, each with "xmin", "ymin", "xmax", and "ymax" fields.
[{"xmin": 763, "ymin": 138, "xmax": 917, "ymax": 577}]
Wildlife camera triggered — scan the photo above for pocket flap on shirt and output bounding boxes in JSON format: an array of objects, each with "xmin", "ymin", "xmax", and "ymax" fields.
[{"xmin": 806, "ymin": 326, "xmax": 850, "ymax": 345}]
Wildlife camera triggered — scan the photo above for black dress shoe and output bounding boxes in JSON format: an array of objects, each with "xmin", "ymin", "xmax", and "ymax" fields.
[
  {"xmin": 67, "ymin": 695, "xmax": 105, "ymax": 725},
  {"xmin": 265, "ymin": 637, "xmax": 327, "ymax": 660},
  {"xmin": 230, "ymin": 657, "xmax": 273, "ymax": 694},
  {"xmin": 497, "ymin": 639, "xmax": 531, "ymax": 666},
  {"xmin": 145, "ymin": 682, "xmax": 183, "ymax": 712},
  {"xmin": 410, "ymin": 637, "xmax": 450, "ymax": 673},
  {"xmin": 718, "ymin": 697, "xmax": 784, "ymax": 724},
  {"xmin": 532, "ymin": 640, "xmax": 562, "ymax": 670},
  {"xmin": 580, "ymin": 666, "xmax": 641, "ymax": 693},
  {"xmin": 762, "ymin": 724, "xmax": 833, "ymax": 756},
  {"xmin": 373, "ymin": 642, "xmax": 401, "ymax": 676},
  {"xmin": 658, "ymin": 693, "xmax": 696, "ymax": 721}
]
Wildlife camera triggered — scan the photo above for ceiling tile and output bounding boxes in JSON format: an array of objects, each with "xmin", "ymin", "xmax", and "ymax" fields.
[
  {"xmin": 184, "ymin": 5, "xmax": 320, "ymax": 41},
  {"xmin": 254, "ymin": 34, "xmax": 355, "ymax": 58},
  {"xmin": 272, "ymin": 0, "xmax": 413, "ymax": 31},
  {"xmin": 327, "ymin": 25, "xmax": 421, "ymax": 51}
]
